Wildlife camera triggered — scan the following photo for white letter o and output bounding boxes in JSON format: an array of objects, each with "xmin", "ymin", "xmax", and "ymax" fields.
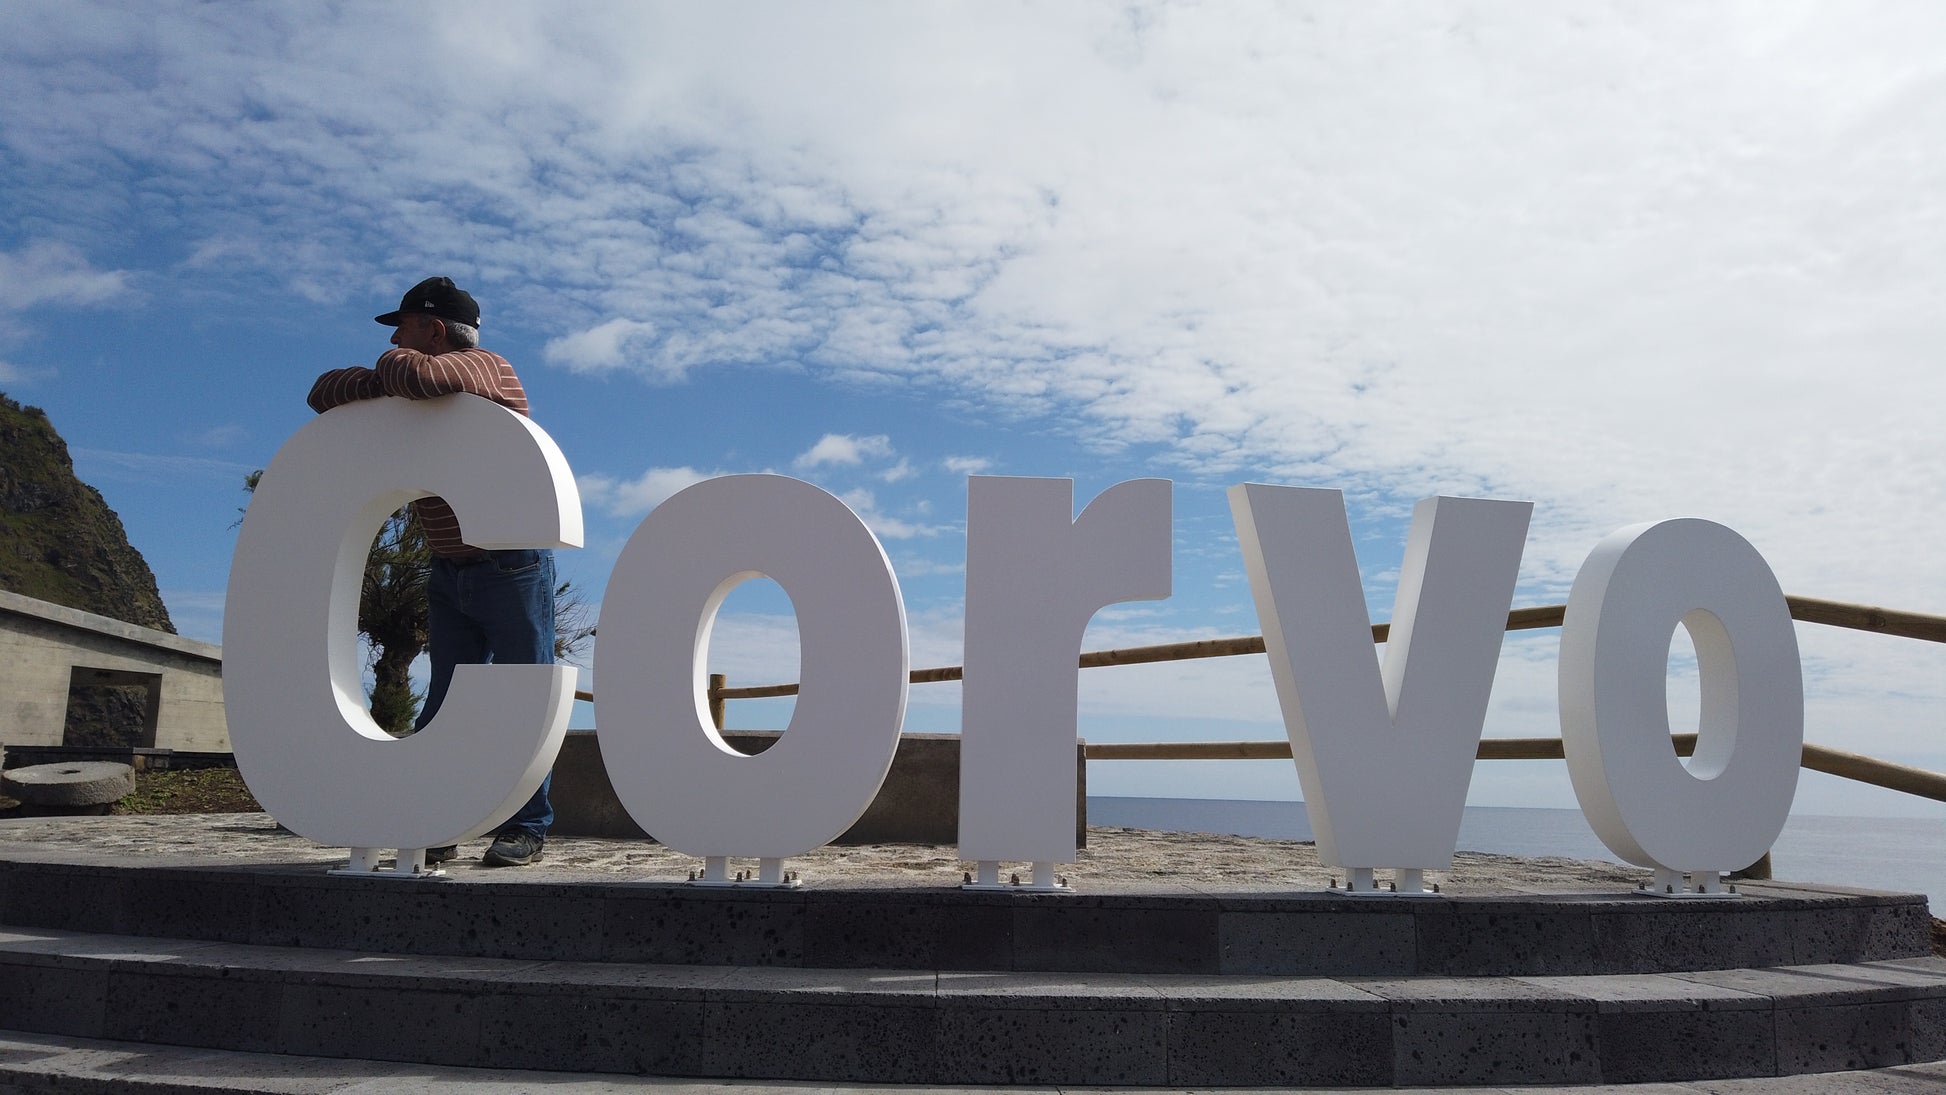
[
  {"xmin": 594, "ymin": 474, "xmax": 909, "ymax": 858},
  {"xmin": 1560, "ymin": 519, "xmax": 1802, "ymax": 873}
]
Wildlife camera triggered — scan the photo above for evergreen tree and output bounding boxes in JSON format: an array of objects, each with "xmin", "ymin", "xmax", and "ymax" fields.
[{"xmin": 359, "ymin": 503, "xmax": 430, "ymax": 735}]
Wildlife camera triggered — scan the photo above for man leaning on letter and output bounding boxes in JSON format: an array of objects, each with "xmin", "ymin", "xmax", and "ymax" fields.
[{"xmin": 307, "ymin": 276, "xmax": 557, "ymax": 867}]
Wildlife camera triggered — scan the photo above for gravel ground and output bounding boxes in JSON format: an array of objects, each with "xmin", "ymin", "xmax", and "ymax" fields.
[{"xmin": 0, "ymin": 811, "xmax": 1658, "ymax": 894}]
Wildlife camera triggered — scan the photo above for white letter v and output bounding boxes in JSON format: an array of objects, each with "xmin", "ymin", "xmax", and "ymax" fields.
[{"xmin": 1228, "ymin": 486, "xmax": 1531, "ymax": 872}]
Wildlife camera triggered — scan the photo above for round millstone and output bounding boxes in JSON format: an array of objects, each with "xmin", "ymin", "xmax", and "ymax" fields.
[{"xmin": 1, "ymin": 762, "xmax": 136, "ymax": 807}]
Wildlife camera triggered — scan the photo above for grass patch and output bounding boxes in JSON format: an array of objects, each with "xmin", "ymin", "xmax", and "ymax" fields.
[
  {"xmin": 110, "ymin": 768, "xmax": 261, "ymax": 815},
  {"xmin": 0, "ymin": 765, "xmax": 263, "ymax": 815}
]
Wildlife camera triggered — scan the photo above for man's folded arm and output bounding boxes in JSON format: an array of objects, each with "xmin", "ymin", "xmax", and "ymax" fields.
[
  {"xmin": 306, "ymin": 367, "xmax": 383, "ymax": 412},
  {"xmin": 374, "ymin": 347, "xmax": 506, "ymax": 400}
]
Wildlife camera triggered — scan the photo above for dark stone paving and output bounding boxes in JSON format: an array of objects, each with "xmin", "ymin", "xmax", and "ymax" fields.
[
  {"xmin": 0, "ymin": 817, "xmax": 1941, "ymax": 1089},
  {"xmin": 0, "ymin": 856, "xmax": 1927, "ymax": 976},
  {"xmin": 3, "ymin": 1028, "xmax": 1946, "ymax": 1092}
]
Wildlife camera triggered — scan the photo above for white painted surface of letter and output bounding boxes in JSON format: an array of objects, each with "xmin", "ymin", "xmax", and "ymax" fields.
[
  {"xmin": 1229, "ymin": 486, "xmax": 1532, "ymax": 871},
  {"xmin": 958, "ymin": 477, "xmax": 1172, "ymax": 866},
  {"xmin": 223, "ymin": 397, "xmax": 582, "ymax": 851},
  {"xmin": 595, "ymin": 474, "xmax": 909, "ymax": 859},
  {"xmin": 1559, "ymin": 519, "xmax": 1802, "ymax": 875}
]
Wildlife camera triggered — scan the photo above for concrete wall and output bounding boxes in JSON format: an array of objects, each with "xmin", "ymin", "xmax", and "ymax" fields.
[
  {"xmin": 552, "ymin": 729, "xmax": 1088, "ymax": 846},
  {"xmin": 0, "ymin": 590, "xmax": 227, "ymax": 754}
]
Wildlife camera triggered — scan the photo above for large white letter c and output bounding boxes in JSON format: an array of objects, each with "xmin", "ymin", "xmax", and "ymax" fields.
[{"xmin": 223, "ymin": 397, "xmax": 582, "ymax": 851}]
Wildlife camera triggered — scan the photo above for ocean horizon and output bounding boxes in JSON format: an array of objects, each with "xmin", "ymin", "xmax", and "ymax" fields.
[{"xmin": 1088, "ymin": 795, "xmax": 1944, "ymax": 914}]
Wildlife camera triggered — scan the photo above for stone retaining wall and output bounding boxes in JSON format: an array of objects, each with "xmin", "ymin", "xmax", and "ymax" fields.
[{"xmin": 0, "ymin": 590, "xmax": 227, "ymax": 754}]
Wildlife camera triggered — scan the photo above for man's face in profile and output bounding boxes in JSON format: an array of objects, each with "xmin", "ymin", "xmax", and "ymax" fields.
[{"xmin": 390, "ymin": 313, "xmax": 443, "ymax": 353}]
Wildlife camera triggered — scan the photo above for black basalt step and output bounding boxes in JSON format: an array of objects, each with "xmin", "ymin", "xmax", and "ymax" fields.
[
  {"xmin": 0, "ymin": 925, "xmax": 1943, "ymax": 1087},
  {"xmin": 0, "ymin": 857, "xmax": 1930, "ymax": 977}
]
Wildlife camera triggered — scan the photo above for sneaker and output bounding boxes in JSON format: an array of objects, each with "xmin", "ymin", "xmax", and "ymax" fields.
[
  {"xmin": 482, "ymin": 830, "xmax": 543, "ymax": 867},
  {"xmin": 423, "ymin": 844, "xmax": 459, "ymax": 866}
]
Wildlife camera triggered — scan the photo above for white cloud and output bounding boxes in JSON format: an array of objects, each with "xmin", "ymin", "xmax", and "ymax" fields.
[
  {"xmin": 10, "ymin": 3, "xmax": 1946, "ymax": 814},
  {"xmin": 0, "ymin": 359, "xmax": 50, "ymax": 386},
  {"xmin": 704, "ymin": 627, "xmax": 802, "ymax": 704},
  {"xmin": 187, "ymin": 424, "xmax": 248, "ymax": 449},
  {"xmin": 0, "ymin": 241, "xmax": 129, "ymax": 313},
  {"xmin": 887, "ymin": 554, "xmax": 965, "ymax": 580},
  {"xmin": 158, "ymin": 588, "xmax": 226, "ymax": 645},
  {"xmin": 543, "ymin": 318, "xmax": 661, "ymax": 376},
  {"xmin": 836, "ymin": 487, "xmax": 944, "ymax": 541},
  {"xmin": 578, "ymin": 466, "xmax": 717, "ymax": 517},
  {"xmin": 879, "ymin": 459, "xmax": 914, "ymax": 483},
  {"xmin": 69, "ymin": 448, "xmax": 257, "ymax": 485},
  {"xmin": 865, "ymin": 518, "xmax": 924, "ymax": 542},
  {"xmin": 795, "ymin": 433, "xmax": 894, "ymax": 470}
]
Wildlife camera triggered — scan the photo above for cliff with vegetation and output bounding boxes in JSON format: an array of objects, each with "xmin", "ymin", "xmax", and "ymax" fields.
[{"xmin": 0, "ymin": 392, "xmax": 173, "ymax": 633}]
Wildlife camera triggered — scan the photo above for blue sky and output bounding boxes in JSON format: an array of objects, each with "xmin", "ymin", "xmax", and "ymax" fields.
[{"xmin": 2, "ymin": 2, "xmax": 1942, "ymax": 820}]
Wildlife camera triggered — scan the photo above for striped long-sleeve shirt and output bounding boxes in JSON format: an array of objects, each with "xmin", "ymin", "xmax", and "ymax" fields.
[{"xmin": 307, "ymin": 347, "xmax": 531, "ymax": 558}]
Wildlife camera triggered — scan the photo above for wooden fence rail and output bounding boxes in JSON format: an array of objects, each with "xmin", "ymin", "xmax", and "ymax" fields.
[
  {"xmin": 1084, "ymin": 735, "xmax": 1946, "ymax": 804},
  {"xmin": 569, "ymin": 593, "xmax": 1945, "ymax": 803},
  {"xmin": 698, "ymin": 595, "xmax": 1943, "ymax": 702}
]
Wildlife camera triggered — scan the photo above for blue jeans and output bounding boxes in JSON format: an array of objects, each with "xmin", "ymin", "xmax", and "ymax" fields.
[{"xmin": 416, "ymin": 548, "xmax": 557, "ymax": 839}]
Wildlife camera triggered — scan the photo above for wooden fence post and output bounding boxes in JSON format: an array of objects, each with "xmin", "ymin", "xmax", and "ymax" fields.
[{"xmin": 709, "ymin": 673, "xmax": 727, "ymax": 731}]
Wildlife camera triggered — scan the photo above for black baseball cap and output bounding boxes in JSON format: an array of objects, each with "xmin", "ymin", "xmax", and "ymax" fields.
[{"xmin": 375, "ymin": 276, "xmax": 481, "ymax": 328}]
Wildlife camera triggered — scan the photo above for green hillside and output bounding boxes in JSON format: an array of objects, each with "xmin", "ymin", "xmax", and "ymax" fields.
[{"xmin": 0, "ymin": 391, "xmax": 174, "ymax": 632}]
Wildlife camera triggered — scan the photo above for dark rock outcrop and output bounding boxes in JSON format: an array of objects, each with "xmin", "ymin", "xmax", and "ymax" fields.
[{"xmin": 0, "ymin": 392, "xmax": 174, "ymax": 633}]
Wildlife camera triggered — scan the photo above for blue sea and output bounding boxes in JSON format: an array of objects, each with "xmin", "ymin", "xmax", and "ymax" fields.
[{"xmin": 1089, "ymin": 796, "xmax": 1945, "ymax": 913}]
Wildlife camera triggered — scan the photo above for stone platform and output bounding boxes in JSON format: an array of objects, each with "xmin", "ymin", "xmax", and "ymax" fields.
[{"xmin": 0, "ymin": 820, "xmax": 1941, "ymax": 1089}]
